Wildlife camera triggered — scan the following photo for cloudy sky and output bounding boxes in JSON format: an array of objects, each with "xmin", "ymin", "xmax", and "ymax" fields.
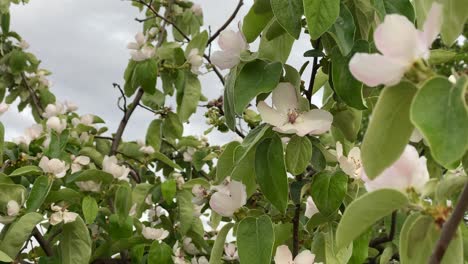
[{"xmin": 2, "ymin": 0, "xmax": 317, "ymax": 145}]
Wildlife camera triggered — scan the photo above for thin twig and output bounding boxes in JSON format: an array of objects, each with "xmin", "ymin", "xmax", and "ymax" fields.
[
  {"xmin": 429, "ymin": 183, "xmax": 468, "ymax": 264},
  {"xmin": 95, "ymin": 136, "xmax": 114, "ymax": 141},
  {"xmin": 207, "ymin": 0, "xmax": 244, "ymax": 44},
  {"xmin": 369, "ymin": 211, "xmax": 397, "ymax": 247},
  {"xmin": 21, "ymin": 73, "xmax": 44, "ymax": 117},
  {"xmin": 138, "ymin": 103, "xmax": 160, "ymax": 115},
  {"xmin": 113, "ymin": 83, "xmax": 127, "ymax": 113},
  {"xmin": 306, "ymin": 39, "xmax": 321, "ymax": 103}
]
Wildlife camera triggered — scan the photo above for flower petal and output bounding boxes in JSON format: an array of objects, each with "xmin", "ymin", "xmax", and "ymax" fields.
[
  {"xmin": 229, "ymin": 180, "xmax": 247, "ymax": 208},
  {"xmin": 349, "ymin": 53, "xmax": 407, "ymax": 87},
  {"xmin": 274, "ymin": 245, "xmax": 293, "ymax": 264},
  {"xmin": 374, "ymin": 14, "xmax": 421, "ymax": 62},
  {"xmin": 257, "ymin": 101, "xmax": 286, "ymax": 128},
  {"xmin": 295, "ymin": 109, "xmax": 333, "ymax": 136},
  {"xmin": 211, "ymin": 51, "xmax": 240, "ymax": 70},
  {"xmin": 218, "ymin": 30, "xmax": 248, "ymax": 54},
  {"xmin": 294, "ymin": 250, "xmax": 316, "ymax": 264},
  {"xmin": 421, "ymin": 3, "xmax": 443, "ymax": 48},
  {"xmin": 209, "ymin": 192, "xmax": 239, "ymax": 217},
  {"xmin": 272, "ymin": 83, "xmax": 298, "ymax": 114}
]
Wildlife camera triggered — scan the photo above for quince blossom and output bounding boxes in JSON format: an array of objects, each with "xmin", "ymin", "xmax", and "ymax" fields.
[
  {"xmin": 142, "ymin": 226, "xmax": 169, "ymax": 241},
  {"xmin": 191, "ymin": 4, "xmax": 203, "ymax": 16},
  {"xmin": 46, "ymin": 116, "xmax": 67, "ymax": 133},
  {"xmin": 137, "ymin": 140, "xmax": 155, "ymax": 154},
  {"xmin": 274, "ymin": 245, "xmax": 319, "ymax": 264},
  {"xmin": 7, "ymin": 200, "xmax": 20, "ymax": 216},
  {"xmin": 362, "ymin": 145, "xmax": 429, "ymax": 193},
  {"xmin": 223, "ymin": 243, "xmax": 239, "ymax": 261},
  {"xmin": 336, "ymin": 142, "xmax": 362, "ymax": 179},
  {"xmin": 103, "ymin": 155, "xmax": 130, "ymax": 181},
  {"xmin": 49, "ymin": 203, "xmax": 78, "ymax": 225},
  {"xmin": 191, "ymin": 256, "xmax": 208, "ymax": 264},
  {"xmin": 349, "ymin": 3, "xmax": 442, "ymax": 87},
  {"xmin": 43, "ymin": 102, "xmax": 66, "ymax": 118},
  {"xmin": 211, "ymin": 29, "xmax": 248, "ymax": 70},
  {"xmin": 127, "ymin": 32, "xmax": 155, "ymax": 61},
  {"xmin": 75, "ymin": 180, "xmax": 101, "ymax": 192},
  {"xmin": 257, "ymin": 83, "xmax": 333, "ymax": 137},
  {"xmin": 71, "ymin": 155, "xmax": 91, "ymax": 173},
  {"xmin": 187, "ymin": 48, "xmax": 203, "ymax": 74},
  {"xmin": 0, "ymin": 102, "xmax": 9, "ymax": 115},
  {"xmin": 39, "ymin": 156, "xmax": 68, "ymax": 178},
  {"xmin": 209, "ymin": 179, "xmax": 246, "ymax": 217},
  {"xmin": 305, "ymin": 196, "xmax": 319, "ymax": 219}
]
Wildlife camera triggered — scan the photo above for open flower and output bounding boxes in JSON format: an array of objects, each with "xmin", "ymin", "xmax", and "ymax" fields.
[
  {"xmin": 274, "ymin": 245, "xmax": 318, "ymax": 264},
  {"xmin": 64, "ymin": 100, "xmax": 78, "ymax": 112},
  {"xmin": 142, "ymin": 226, "xmax": 169, "ymax": 241},
  {"xmin": 43, "ymin": 102, "xmax": 66, "ymax": 118},
  {"xmin": 223, "ymin": 243, "xmax": 239, "ymax": 261},
  {"xmin": 191, "ymin": 256, "xmax": 208, "ymax": 264},
  {"xmin": 362, "ymin": 145, "xmax": 429, "ymax": 193},
  {"xmin": 13, "ymin": 124, "xmax": 43, "ymax": 146},
  {"xmin": 72, "ymin": 114, "xmax": 94, "ymax": 127},
  {"xmin": 18, "ymin": 39, "xmax": 30, "ymax": 50},
  {"xmin": 209, "ymin": 179, "xmax": 246, "ymax": 217},
  {"xmin": 191, "ymin": 4, "xmax": 203, "ymax": 16},
  {"xmin": 183, "ymin": 237, "xmax": 199, "ymax": 255},
  {"xmin": 137, "ymin": 140, "xmax": 155, "ymax": 154},
  {"xmin": 305, "ymin": 196, "xmax": 319, "ymax": 218},
  {"xmin": 0, "ymin": 103, "xmax": 9, "ymax": 115},
  {"xmin": 257, "ymin": 83, "xmax": 333, "ymax": 137},
  {"xmin": 336, "ymin": 142, "xmax": 362, "ymax": 179},
  {"xmin": 127, "ymin": 32, "xmax": 155, "ymax": 61},
  {"xmin": 75, "ymin": 180, "xmax": 101, "ymax": 192},
  {"xmin": 187, "ymin": 48, "xmax": 203, "ymax": 75},
  {"xmin": 71, "ymin": 155, "xmax": 91, "ymax": 173},
  {"xmin": 7, "ymin": 200, "xmax": 20, "ymax": 216},
  {"xmin": 46, "ymin": 116, "xmax": 67, "ymax": 133},
  {"xmin": 191, "ymin": 184, "xmax": 208, "ymax": 205},
  {"xmin": 183, "ymin": 147, "xmax": 196, "ymax": 162},
  {"xmin": 349, "ymin": 3, "xmax": 442, "ymax": 87},
  {"xmin": 49, "ymin": 203, "xmax": 78, "ymax": 225},
  {"xmin": 211, "ymin": 29, "xmax": 248, "ymax": 70},
  {"xmin": 102, "ymin": 155, "xmax": 130, "ymax": 181},
  {"xmin": 39, "ymin": 156, "xmax": 68, "ymax": 178}
]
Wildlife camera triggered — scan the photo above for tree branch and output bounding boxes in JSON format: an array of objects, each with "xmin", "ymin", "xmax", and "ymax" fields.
[
  {"xmin": 292, "ymin": 203, "xmax": 301, "ymax": 257},
  {"xmin": 21, "ymin": 73, "xmax": 44, "ymax": 117},
  {"xmin": 32, "ymin": 227, "xmax": 53, "ymax": 257},
  {"xmin": 207, "ymin": 0, "xmax": 244, "ymax": 44},
  {"xmin": 429, "ymin": 183, "xmax": 468, "ymax": 264},
  {"xmin": 369, "ymin": 211, "xmax": 397, "ymax": 248},
  {"xmin": 305, "ymin": 39, "xmax": 321, "ymax": 103}
]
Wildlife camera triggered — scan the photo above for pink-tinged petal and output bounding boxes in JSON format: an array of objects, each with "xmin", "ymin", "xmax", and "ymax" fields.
[
  {"xmin": 274, "ymin": 245, "xmax": 293, "ymax": 264},
  {"xmin": 294, "ymin": 250, "xmax": 316, "ymax": 264},
  {"xmin": 218, "ymin": 30, "xmax": 248, "ymax": 54},
  {"xmin": 274, "ymin": 123, "xmax": 299, "ymax": 135},
  {"xmin": 211, "ymin": 51, "xmax": 240, "ymax": 70},
  {"xmin": 127, "ymin": 42, "xmax": 139, "ymax": 50},
  {"xmin": 305, "ymin": 196, "xmax": 319, "ymax": 218},
  {"xmin": 336, "ymin": 141, "xmax": 344, "ymax": 158},
  {"xmin": 257, "ymin": 101, "xmax": 287, "ymax": 127},
  {"xmin": 272, "ymin": 83, "xmax": 298, "ymax": 114},
  {"xmin": 209, "ymin": 192, "xmax": 239, "ymax": 217},
  {"xmin": 349, "ymin": 53, "xmax": 407, "ymax": 87},
  {"xmin": 374, "ymin": 14, "xmax": 420, "ymax": 62},
  {"xmin": 135, "ymin": 32, "xmax": 145, "ymax": 46},
  {"xmin": 295, "ymin": 109, "xmax": 333, "ymax": 136},
  {"xmin": 422, "ymin": 3, "xmax": 443, "ymax": 48},
  {"xmin": 229, "ymin": 180, "xmax": 247, "ymax": 208}
]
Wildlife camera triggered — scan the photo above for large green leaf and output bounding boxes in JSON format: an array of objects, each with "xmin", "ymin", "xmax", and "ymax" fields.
[
  {"xmin": 328, "ymin": 4, "xmax": 355, "ymax": 56},
  {"xmin": 26, "ymin": 175, "xmax": 52, "ymax": 213},
  {"xmin": 255, "ymin": 135, "xmax": 289, "ymax": 213},
  {"xmin": 0, "ymin": 184, "xmax": 26, "ymax": 214},
  {"xmin": 286, "ymin": 135, "xmax": 312, "ymax": 175},
  {"xmin": 231, "ymin": 146, "xmax": 257, "ymax": 197},
  {"xmin": 233, "ymin": 60, "xmax": 282, "ymax": 115},
  {"xmin": 361, "ymin": 82, "xmax": 417, "ymax": 179},
  {"xmin": 0, "ymin": 122, "xmax": 3, "ymax": 166},
  {"xmin": 223, "ymin": 67, "xmax": 238, "ymax": 131},
  {"xmin": 185, "ymin": 30, "xmax": 208, "ymax": 55},
  {"xmin": 411, "ymin": 76, "xmax": 468, "ymax": 167},
  {"xmin": 270, "ymin": 0, "xmax": 303, "ymax": 39},
  {"xmin": 209, "ymin": 223, "xmax": 234, "ymax": 264},
  {"xmin": 148, "ymin": 241, "xmax": 173, "ymax": 264},
  {"xmin": 0, "ymin": 212, "xmax": 43, "ymax": 258},
  {"xmin": 383, "ymin": 0, "xmax": 415, "ymax": 21},
  {"xmin": 237, "ymin": 215, "xmax": 275, "ymax": 264},
  {"xmin": 215, "ymin": 142, "xmax": 240, "ymax": 183},
  {"xmin": 336, "ymin": 189, "xmax": 409, "ymax": 249},
  {"xmin": 303, "ymin": 0, "xmax": 340, "ymax": 39},
  {"xmin": 242, "ymin": 0, "xmax": 273, "ymax": 42},
  {"xmin": 177, "ymin": 72, "xmax": 201, "ymax": 122},
  {"xmin": 130, "ymin": 59, "xmax": 158, "ymax": 95},
  {"xmin": 258, "ymin": 21, "xmax": 295, "ymax": 63},
  {"xmin": 146, "ymin": 119, "xmax": 162, "ymax": 152},
  {"xmin": 60, "ymin": 216, "xmax": 92, "ymax": 264},
  {"xmin": 311, "ymin": 171, "xmax": 348, "ymax": 217},
  {"xmin": 177, "ymin": 190, "xmax": 194, "ymax": 235},
  {"xmin": 82, "ymin": 196, "xmax": 98, "ymax": 224},
  {"xmin": 9, "ymin": 165, "xmax": 42, "ymax": 177},
  {"xmin": 67, "ymin": 169, "xmax": 114, "ymax": 184}
]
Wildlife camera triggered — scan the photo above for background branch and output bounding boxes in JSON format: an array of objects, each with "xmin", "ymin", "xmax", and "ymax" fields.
[{"xmin": 207, "ymin": 0, "xmax": 244, "ymax": 44}]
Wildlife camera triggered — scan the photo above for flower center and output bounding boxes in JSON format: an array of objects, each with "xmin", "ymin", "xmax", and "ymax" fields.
[{"xmin": 287, "ymin": 109, "xmax": 299, "ymax": 124}]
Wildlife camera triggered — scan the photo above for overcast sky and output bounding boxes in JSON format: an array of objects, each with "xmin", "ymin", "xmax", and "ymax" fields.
[{"xmin": 2, "ymin": 0, "xmax": 318, "ymax": 145}]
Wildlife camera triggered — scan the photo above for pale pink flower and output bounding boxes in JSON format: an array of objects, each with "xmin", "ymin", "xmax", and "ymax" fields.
[
  {"xmin": 209, "ymin": 180, "xmax": 246, "ymax": 217},
  {"xmin": 336, "ymin": 142, "xmax": 362, "ymax": 179},
  {"xmin": 211, "ymin": 29, "xmax": 249, "ymax": 70},
  {"xmin": 274, "ymin": 245, "xmax": 318, "ymax": 264}
]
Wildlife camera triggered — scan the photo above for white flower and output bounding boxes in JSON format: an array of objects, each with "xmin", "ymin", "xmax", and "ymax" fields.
[
  {"xmin": 0, "ymin": 103, "xmax": 9, "ymax": 115},
  {"xmin": 349, "ymin": 3, "xmax": 442, "ymax": 87},
  {"xmin": 209, "ymin": 180, "xmax": 246, "ymax": 217},
  {"xmin": 173, "ymin": 242, "xmax": 188, "ymax": 264},
  {"xmin": 39, "ymin": 156, "xmax": 68, "ymax": 178},
  {"xmin": 75, "ymin": 180, "xmax": 101, "ymax": 192},
  {"xmin": 336, "ymin": 142, "xmax": 362, "ymax": 179},
  {"xmin": 211, "ymin": 29, "xmax": 249, "ymax": 70},
  {"xmin": 257, "ymin": 83, "xmax": 333, "ymax": 137},
  {"xmin": 274, "ymin": 245, "xmax": 318, "ymax": 264},
  {"xmin": 64, "ymin": 100, "xmax": 78, "ymax": 112},
  {"xmin": 49, "ymin": 203, "xmax": 78, "ymax": 225},
  {"xmin": 223, "ymin": 243, "xmax": 239, "ymax": 261},
  {"xmin": 43, "ymin": 102, "xmax": 66, "ymax": 118},
  {"xmin": 174, "ymin": 173, "xmax": 185, "ymax": 189},
  {"xmin": 362, "ymin": 145, "xmax": 429, "ymax": 193},
  {"xmin": 35, "ymin": 70, "xmax": 51, "ymax": 87},
  {"xmin": 46, "ymin": 116, "xmax": 67, "ymax": 133},
  {"xmin": 191, "ymin": 256, "xmax": 208, "ymax": 264},
  {"xmin": 71, "ymin": 155, "xmax": 91, "ymax": 173},
  {"xmin": 18, "ymin": 39, "xmax": 30, "ymax": 50},
  {"xmin": 7, "ymin": 200, "xmax": 20, "ymax": 216},
  {"xmin": 410, "ymin": 129, "xmax": 423, "ymax": 143},
  {"xmin": 187, "ymin": 48, "xmax": 203, "ymax": 75},
  {"xmin": 183, "ymin": 237, "xmax": 199, "ymax": 255},
  {"xmin": 142, "ymin": 226, "xmax": 169, "ymax": 241},
  {"xmin": 183, "ymin": 147, "xmax": 196, "ymax": 162},
  {"xmin": 191, "ymin": 4, "xmax": 203, "ymax": 16},
  {"xmin": 137, "ymin": 140, "xmax": 155, "ymax": 154},
  {"xmin": 102, "ymin": 155, "xmax": 130, "ymax": 181},
  {"xmin": 127, "ymin": 32, "xmax": 155, "ymax": 61},
  {"xmin": 191, "ymin": 184, "xmax": 207, "ymax": 205},
  {"xmin": 305, "ymin": 196, "xmax": 319, "ymax": 218}
]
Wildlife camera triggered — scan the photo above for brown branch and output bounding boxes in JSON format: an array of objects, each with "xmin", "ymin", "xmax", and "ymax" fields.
[
  {"xmin": 292, "ymin": 203, "xmax": 301, "ymax": 257},
  {"xmin": 429, "ymin": 183, "xmax": 468, "ymax": 264},
  {"xmin": 369, "ymin": 211, "xmax": 397, "ymax": 248},
  {"xmin": 207, "ymin": 0, "xmax": 244, "ymax": 44},
  {"xmin": 32, "ymin": 227, "xmax": 53, "ymax": 257},
  {"xmin": 110, "ymin": 89, "xmax": 144, "ymax": 155},
  {"xmin": 306, "ymin": 39, "xmax": 321, "ymax": 103},
  {"xmin": 21, "ymin": 73, "xmax": 44, "ymax": 117}
]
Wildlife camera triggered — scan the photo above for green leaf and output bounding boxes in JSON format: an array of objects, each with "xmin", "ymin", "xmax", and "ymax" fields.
[
  {"xmin": 258, "ymin": 21, "xmax": 295, "ymax": 63},
  {"xmin": 270, "ymin": 0, "xmax": 303, "ymax": 39},
  {"xmin": 185, "ymin": 30, "xmax": 208, "ymax": 56},
  {"xmin": 67, "ymin": 169, "xmax": 114, "ymax": 184},
  {"xmin": 115, "ymin": 185, "xmax": 132, "ymax": 220},
  {"xmin": 216, "ymin": 141, "xmax": 240, "ymax": 183},
  {"xmin": 0, "ymin": 184, "xmax": 26, "ymax": 214},
  {"xmin": 9, "ymin": 165, "xmax": 42, "ymax": 177},
  {"xmin": 411, "ymin": 76, "xmax": 468, "ymax": 167},
  {"xmin": 0, "ymin": 122, "xmax": 3, "ymax": 166},
  {"xmin": 130, "ymin": 60, "xmax": 158, "ymax": 95},
  {"xmin": 429, "ymin": 49, "xmax": 458, "ymax": 65},
  {"xmin": 233, "ymin": 60, "xmax": 282, "ymax": 115},
  {"xmin": 332, "ymin": 108, "xmax": 362, "ymax": 142},
  {"xmin": 177, "ymin": 72, "xmax": 201, "ymax": 122},
  {"xmin": 141, "ymin": 89, "xmax": 165, "ymax": 110},
  {"xmin": 146, "ymin": 119, "xmax": 162, "ymax": 152},
  {"xmin": 311, "ymin": 171, "xmax": 347, "ymax": 216},
  {"xmin": 82, "ymin": 196, "xmax": 98, "ymax": 224},
  {"xmin": 9, "ymin": 49, "xmax": 27, "ymax": 73},
  {"xmin": 231, "ymin": 146, "xmax": 257, "ymax": 197},
  {"xmin": 242, "ymin": 0, "xmax": 273, "ymax": 42},
  {"xmin": 1, "ymin": 12, "xmax": 9, "ymax": 33},
  {"xmin": 0, "ymin": 212, "xmax": 43, "ymax": 258},
  {"xmin": 331, "ymin": 40, "xmax": 369, "ymax": 110},
  {"xmin": 255, "ymin": 135, "xmax": 288, "ymax": 213},
  {"xmin": 361, "ymin": 82, "xmax": 417, "ymax": 179},
  {"xmin": 383, "ymin": 0, "xmax": 415, "ymax": 21},
  {"xmin": 303, "ymin": 0, "xmax": 340, "ymax": 39},
  {"xmin": 328, "ymin": 4, "xmax": 355, "ymax": 56},
  {"xmin": 237, "ymin": 215, "xmax": 275, "ymax": 264},
  {"xmin": 162, "ymin": 112, "xmax": 183, "ymax": 140},
  {"xmin": 209, "ymin": 223, "xmax": 234, "ymax": 264},
  {"xmin": 286, "ymin": 135, "xmax": 312, "ymax": 175},
  {"xmin": 223, "ymin": 67, "xmax": 238, "ymax": 131},
  {"xmin": 0, "ymin": 250, "xmax": 12, "ymax": 262},
  {"xmin": 109, "ymin": 214, "xmax": 133, "ymax": 239},
  {"xmin": 26, "ymin": 175, "xmax": 52, "ymax": 213},
  {"xmin": 148, "ymin": 241, "xmax": 173, "ymax": 263},
  {"xmin": 152, "ymin": 152, "xmax": 182, "ymax": 170},
  {"xmin": 60, "ymin": 216, "xmax": 92, "ymax": 264},
  {"xmin": 336, "ymin": 189, "xmax": 409, "ymax": 249},
  {"xmin": 177, "ymin": 190, "xmax": 194, "ymax": 235},
  {"xmin": 161, "ymin": 179, "xmax": 177, "ymax": 204}
]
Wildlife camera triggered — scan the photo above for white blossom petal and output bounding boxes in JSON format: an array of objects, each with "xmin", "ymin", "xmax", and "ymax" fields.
[
  {"xmin": 294, "ymin": 250, "xmax": 316, "ymax": 264},
  {"xmin": 349, "ymin": 53, "xmax": 408, "ymax": 87},
  {"xmin": 257, "ymin": 101, "xmax": 286, "ymax": 128},
  {"xmin": 211, "ymin": 50, "xmax": 240, "ymax": 70},
  {"xmin": 421, "ymin": 3, "xmax": 443, "ymax": 48},
  {"xmin": 274, "ymin": 245, "xmax": 294, "ymax": 264}
]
